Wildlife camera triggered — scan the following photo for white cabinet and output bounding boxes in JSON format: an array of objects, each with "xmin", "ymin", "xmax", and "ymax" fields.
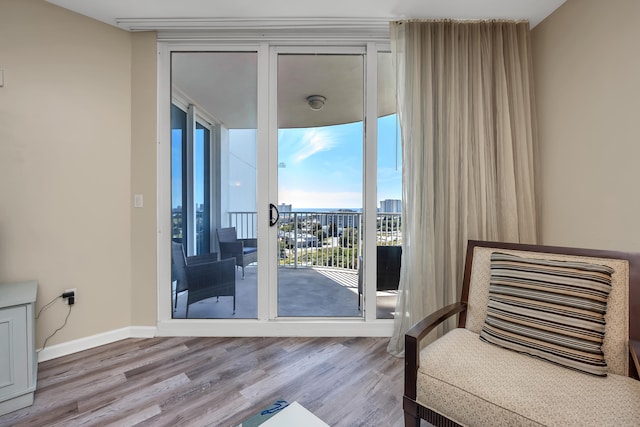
[{"xmin": 0, "ymin": 281, "xmax": 37, "ymax": 416}]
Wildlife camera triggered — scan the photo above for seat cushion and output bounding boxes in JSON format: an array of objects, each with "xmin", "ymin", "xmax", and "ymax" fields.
[
  {"xmin": 243, "ymin": 247, "xmax": 257, "ymax": 255},
  {"xmin": 417, "ymin": 328, "xmax": 640, "ymax": 427}
]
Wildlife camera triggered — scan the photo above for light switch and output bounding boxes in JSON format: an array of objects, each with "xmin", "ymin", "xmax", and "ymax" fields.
[{"xmin": 134, "ymin": 194, "xmax": 143, "ymax": 208}]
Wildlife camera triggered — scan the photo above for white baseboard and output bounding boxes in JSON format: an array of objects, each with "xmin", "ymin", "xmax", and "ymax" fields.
[
  {"xmin": 37, "ymin": 326, "xmax": 157, "ymax": 363},
  {"xmin": 155, "ymin": 319, "xmax": 394, "ymax": 337},
  {"xmin": 36, "ymin": 320, "xmax": 394, "ymax": 362}
]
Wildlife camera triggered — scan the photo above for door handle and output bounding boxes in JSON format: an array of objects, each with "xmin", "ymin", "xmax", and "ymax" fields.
[{"xmin": 269, "ymin": 203, "xmax": 280, "ymax": 227}]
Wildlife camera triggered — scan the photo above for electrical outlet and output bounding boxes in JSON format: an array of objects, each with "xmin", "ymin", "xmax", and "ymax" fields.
[{"xmin": 63, "ymin": 288, "xmax": 77, "ymax": 305}]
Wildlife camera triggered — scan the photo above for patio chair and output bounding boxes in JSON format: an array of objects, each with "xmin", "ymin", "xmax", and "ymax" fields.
[
  {"xmin": 357, "ymin": 246, "xmax": 402, "ymax": 309},
  {"xmin": 216, "ymin": 227, "xmax": 258, "ymax": 278},
  {"xmin": 403, "ymin": 240, "xmax": 640, "ymax": 426},
  {"xmin": 171, "ymin": 241, "xmax": 236, "ymax": 316}
]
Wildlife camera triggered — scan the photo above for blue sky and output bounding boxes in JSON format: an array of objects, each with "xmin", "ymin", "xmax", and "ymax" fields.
[
  {"xmin": 278, "ymin": 114, "xmax": 402, "ymax": 209},
  {"xmin": 172, "ymin": 115, "xmax": 402, "ymax": 210}
]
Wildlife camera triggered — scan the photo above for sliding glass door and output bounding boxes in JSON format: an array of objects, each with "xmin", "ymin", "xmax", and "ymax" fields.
[
  {"xmin": 171, "ymin": 51, "xmax": 259, "ymax": 319},
  {"xmin": 276, "ymin": 52, "xmax": 364, "ymax": 317},
  {"xmin": 159, "ymin": 40, "xmax": 401, "ymax": 332}
]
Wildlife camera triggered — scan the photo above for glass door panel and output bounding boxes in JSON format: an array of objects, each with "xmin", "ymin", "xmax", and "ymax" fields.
[
  {"xmin": 195, "ymin": 122, "xmax": 211, "ymax": 255},
  {"xmin": 171, "ymin": 51, "xmax": 258, "ymax": 319},
  {"xmin": 276, "ymin": 53, "xmax": 364, "ymax": 317},
  {"xmin": 171, "ymin": 104, "xmax": 186, "ymax": 247},
  {"xmin": 376, "ymin": 51, "xmax": 402, "ymax": 319}
]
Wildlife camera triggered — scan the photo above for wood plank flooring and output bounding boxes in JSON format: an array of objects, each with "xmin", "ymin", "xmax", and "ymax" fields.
[{"xmin": 0, "ymin": 336, "xmax": 407, "ymax": 427}]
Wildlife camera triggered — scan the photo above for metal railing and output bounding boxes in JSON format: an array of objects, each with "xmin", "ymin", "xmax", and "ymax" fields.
[
  {"xmin": 228, "ymin": 211, "xmax": 258, "ymax": 240},
  {"xmin": 278, "ymin": 211, "xmax": 362, "ymax": 270},
  {"xmin": 376, "ymin": 213, "xmax": 402, "ymax": 246},
  {"xmin": 227, "ymin": 211, "xmax": 402, "ymax": 270}
]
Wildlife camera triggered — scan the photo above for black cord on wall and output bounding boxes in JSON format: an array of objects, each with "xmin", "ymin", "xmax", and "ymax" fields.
[
  {"xmin": 41, "ymin": 304, "xmax": 72, "ymax": 351},
  {"xmin": 36, "ymin": 293, "xmax": 74, "ymax": 351}
]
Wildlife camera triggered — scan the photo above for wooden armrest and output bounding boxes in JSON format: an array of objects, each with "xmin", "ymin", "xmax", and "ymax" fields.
[
  {"xmin": 630, "ymin": 339, "xmax": 640, "ymax": 380},
  {"xmin": 404, "ymin": 301, "xmax": 467, "ymax": 399}
]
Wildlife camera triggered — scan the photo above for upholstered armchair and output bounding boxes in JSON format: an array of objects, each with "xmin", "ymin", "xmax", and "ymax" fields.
[
  {"xmin": 171, "ymin": 241, "xmax": 236, "ymax": 316},
  {"xmin": 404, "ymin": 240, "xmax": 640, "ymax": 426},
  {"xmin": 216, "ymin": 227, "xmax": 257, "ymax": 278}
]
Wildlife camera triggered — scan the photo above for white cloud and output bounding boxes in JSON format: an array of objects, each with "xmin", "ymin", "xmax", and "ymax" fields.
[{"xmin": 291, "ymin": 128, "xmax": 337, "ymax": 164}]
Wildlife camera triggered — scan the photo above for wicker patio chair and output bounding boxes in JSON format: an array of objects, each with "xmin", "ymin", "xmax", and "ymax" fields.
[
  {"xmin": 216, "ymin": 227, "xmax": 257, "ymax": 279},
  {"xmin": 171, "ymin": 241, "xmax": 236, "ymax": 316}
]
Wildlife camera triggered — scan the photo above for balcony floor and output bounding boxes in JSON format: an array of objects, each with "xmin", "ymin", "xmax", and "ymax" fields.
[{"xmin": 172, "ymin": 265, "xmax": 397, "ymax": 319}]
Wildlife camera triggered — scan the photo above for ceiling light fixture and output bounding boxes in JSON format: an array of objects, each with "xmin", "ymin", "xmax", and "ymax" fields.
[{"xmin": 306, "ymin": 95, "xmax": 326, "ymax": 111}]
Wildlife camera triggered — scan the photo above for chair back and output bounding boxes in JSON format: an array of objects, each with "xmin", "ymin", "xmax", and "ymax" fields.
[
  {"xmin": 377, "ymin": 246, "xmax": 402, "ymax": 291},
  {"xmin": 217, "ymin": 227, "xmax": 238, "ymax": 243},
  {"xmin": 460, "ymin": 241, "xmax": 637, "ymax": 377},
  {"xmin": 171, "ymin": 241, "xmax": 188, "ymax": 293}
]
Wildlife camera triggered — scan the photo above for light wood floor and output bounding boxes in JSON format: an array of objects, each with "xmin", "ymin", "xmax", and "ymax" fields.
[{"xmin": 0, "ymin": 336, "xmax": 407, "ymax": 427}]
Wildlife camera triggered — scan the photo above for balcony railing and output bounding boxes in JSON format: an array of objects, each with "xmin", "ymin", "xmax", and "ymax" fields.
[
  {"xmin": 228, "ymin": 211, "xmax": 402, "ymax": 270},
  {"xmin": 228, "ymin": 211, "xmax": 258, "ymax": 240}
]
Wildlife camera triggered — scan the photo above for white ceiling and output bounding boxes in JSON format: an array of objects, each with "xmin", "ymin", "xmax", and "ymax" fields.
[
  {"xmin": 45, "ymin": 0, "xmax": 566, "ymax": 129},
  {"xmin": 172, "ymin": 52, "xmax": 396, "ymax": 129},
  {"xmin": 46, "ymin": 0, "xmax": 566, "ymax": 30}
]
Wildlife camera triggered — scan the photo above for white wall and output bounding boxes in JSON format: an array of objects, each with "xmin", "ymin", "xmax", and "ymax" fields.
[
  {"xmin": 228, "ymin": 129, "xmax": 258, "ymax": 213},
  {"xmin": 533, "ymin": 0, "xmax": 640, "ymax": 251}
]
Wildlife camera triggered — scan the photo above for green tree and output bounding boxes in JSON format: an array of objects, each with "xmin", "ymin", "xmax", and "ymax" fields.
[{"xmin": 340, "ymin": 227, "xmax": 358, "ymax": 248}]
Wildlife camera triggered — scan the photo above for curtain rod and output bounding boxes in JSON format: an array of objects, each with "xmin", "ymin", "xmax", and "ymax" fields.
[{"xmin": 392, "ymin": 18, "xmax": 530, "ymax": 25}]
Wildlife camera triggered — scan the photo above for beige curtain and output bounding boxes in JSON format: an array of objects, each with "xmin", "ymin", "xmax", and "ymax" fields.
[{"xmin": 387, "ymin": 20, "xmax": 538, "ymax": 356}]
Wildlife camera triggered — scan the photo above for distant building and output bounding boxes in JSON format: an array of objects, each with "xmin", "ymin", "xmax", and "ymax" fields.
[
  {"xmin": 379, "ymin": 199, "xmax": 401, "ymax": 213},
  {"xmin": 278, "ymin": 203, "xmax": 292, "ymax": 212},
  {"xmin": 328, "ymin": 209, "xmax": 358, "ymax": 229}
]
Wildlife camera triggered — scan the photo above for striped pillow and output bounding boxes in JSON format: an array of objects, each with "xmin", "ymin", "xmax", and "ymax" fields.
[{"xmin": 479, "ymin": 252, "xmax": 614, "ymax": 376}]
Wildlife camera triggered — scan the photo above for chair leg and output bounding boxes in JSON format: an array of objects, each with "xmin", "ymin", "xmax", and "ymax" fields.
[
  {"xmin": 242, "ymin": 266, "xmax": 245, "ymax": 279},
  {"xmin": 404, "ymin": 412, "xmax": 419, "ymax": 427}
]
